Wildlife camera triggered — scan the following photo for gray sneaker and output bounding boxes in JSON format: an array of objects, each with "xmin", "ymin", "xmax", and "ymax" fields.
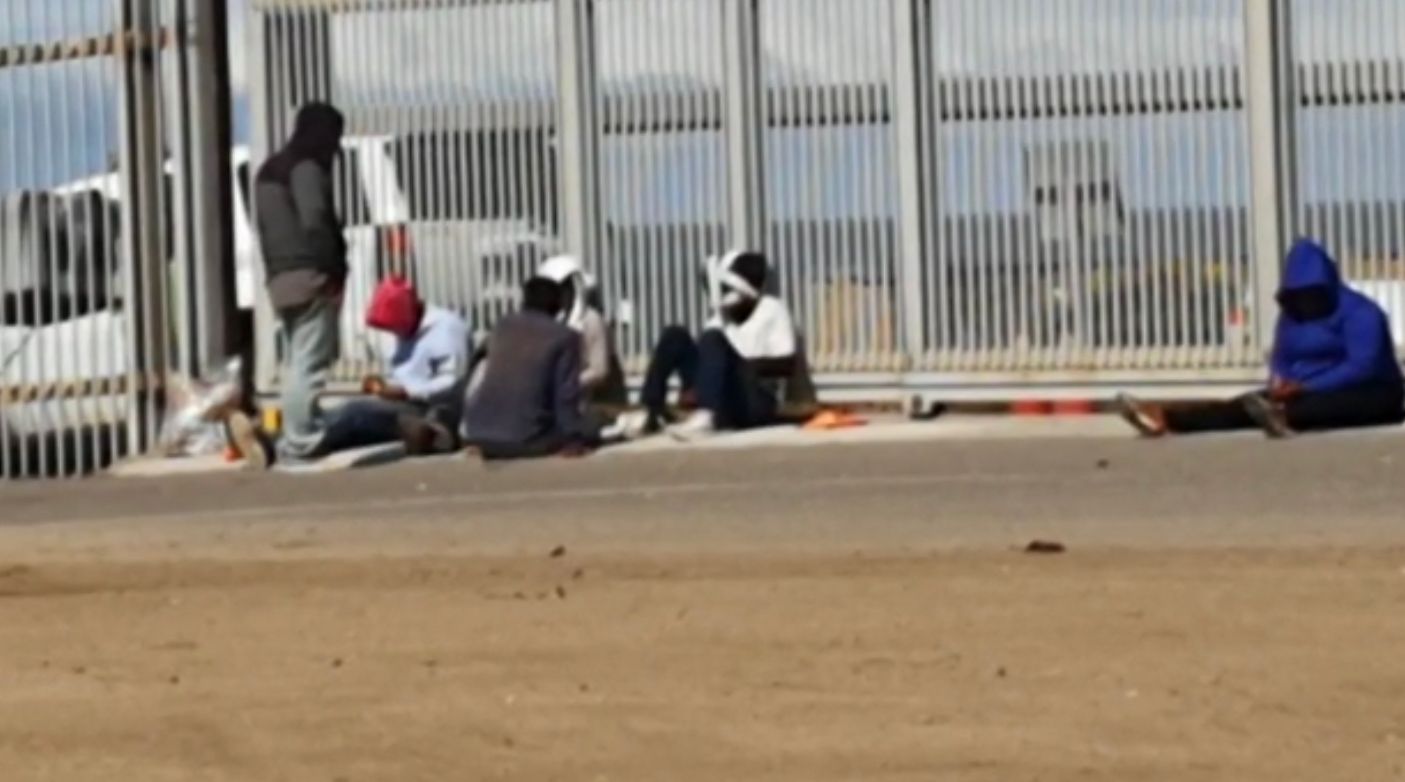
[{"xmin": 1242, "ymin": 394, "xmax": 1294, "ymax": 439}]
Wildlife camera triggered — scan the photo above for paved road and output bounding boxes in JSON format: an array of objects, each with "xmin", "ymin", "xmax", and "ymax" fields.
[
  {"xmin": 10, "ymin": 429, "xmax": 1405, "ymax": 553},
  {"xmin": 4, "ymin": 432, "xmax": 1403, "ymax": 552}
]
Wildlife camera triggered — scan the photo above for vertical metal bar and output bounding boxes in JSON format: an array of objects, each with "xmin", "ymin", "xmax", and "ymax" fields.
[
  {"xmin": 556, "ymin": 0, "xmax": 601, "ymax": 266},
  {"xmin": 117, "ymin": 0, "xmax": 168, "ymax": 458},
  {"xmin": 185, "ymin": 0, "xmax": 236, "ymax": 375},
  {"xmin": 1245, "ymin": 0, "xmax": 1297, "ymax": 357},
  {"xmin": 722, "ymin": 0, "xmax": 764, "ymax": 251},
  {"xmin": 893, "ymin": 0, "xmax": 929, "ymax": 374},
  {"xmin": 249, "ymin": 5, "xmax": 280, "ymax": 395}
]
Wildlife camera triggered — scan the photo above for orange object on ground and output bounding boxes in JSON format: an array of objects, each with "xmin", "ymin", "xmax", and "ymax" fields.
[
  {"xmin": 1011, "ymin": 400, "xmax": 1054, "ymax": 416},
  {"xmin": 1052, "ymin": 399, "xmax": 1096, "ymax": 416},
  {"xmin": 223, "ymin": 446, "xmax": 242, "ymax": 463},
  {"xmin": 803, "ymin": 409, "xmax": 868, "ymax": 431}
]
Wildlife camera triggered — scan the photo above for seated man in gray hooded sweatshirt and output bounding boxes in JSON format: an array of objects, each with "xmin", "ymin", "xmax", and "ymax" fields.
[{"xmin": 461, "ymin": 277, "xmax": 596, "ymax": 460}]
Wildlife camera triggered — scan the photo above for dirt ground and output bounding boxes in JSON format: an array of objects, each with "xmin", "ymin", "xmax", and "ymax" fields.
[{"xmin": 3, "ymin": 436, "xmax": 1405, "ymax": 780}]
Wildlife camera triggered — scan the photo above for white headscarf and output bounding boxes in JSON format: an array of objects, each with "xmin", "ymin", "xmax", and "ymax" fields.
[
  {"xmin": 703, "ymin": 250, "xmax": 761, "ymax": 315},
  {"xmin": 537, "ymin": 254, "xmax": 595, "ymax": 331}
]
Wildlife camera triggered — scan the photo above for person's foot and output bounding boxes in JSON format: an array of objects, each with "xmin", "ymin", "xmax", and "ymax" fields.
[
  {"xmin": 668, "ymin": 410, "xmax": 717, "ymax": 441},
  {"xmin": 226, "ymin": 411, "xmax": 271, "ymax": 470},
  {"xmin": 398, "ymin": 414, "xmax": 457, "ymax": 456},
  {"xmin": 1115, "ymin": 393, "xmax": 1167, "ymax": 438},
  {"xmin": 1243, "ymin": 394, "xmax": 1294, "ymax": 439},
  {"xmin": 601, "ymin": 410, "xmax": 667, "ymax": 442}
]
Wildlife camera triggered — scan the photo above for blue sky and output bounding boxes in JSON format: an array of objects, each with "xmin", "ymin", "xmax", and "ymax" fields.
[{"xmin": 3, "ymin": 0, "xmax": 1404, "ymax": 225}]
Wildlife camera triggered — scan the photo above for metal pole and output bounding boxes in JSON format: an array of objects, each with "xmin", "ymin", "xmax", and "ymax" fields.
[
  {"xmin": 1245, "ymin": 0, "xmax": 1297, "ymax": 357},
  {"xmin": 186, "ymin": 0, "xmax": 237, "ymax": 371},
  {"xmin": 250, "ymin": 7, "xmax": 279, "ymax": 394},
  {"xmin": 892, "ymin": 0, "xmax": 931, "ymax": 370},
  {"xmin": 555, "ymin": 0, "xmax": 601, "ymax": 266},
  {"xmin": 722, "ymin": 0, "xmax": 764, "ymax": 251},
  {"xmin": 117, "ymin": 0, "xmax": 167, "ymax": 454}
]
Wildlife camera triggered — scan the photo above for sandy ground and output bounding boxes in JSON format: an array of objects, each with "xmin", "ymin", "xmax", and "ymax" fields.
[{"xmin": 3, "ymin": 435, "xmax": 1405, "ymax": 780}]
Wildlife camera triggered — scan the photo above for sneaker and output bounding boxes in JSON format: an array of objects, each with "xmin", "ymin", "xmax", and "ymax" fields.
[
  {"xmin": 1115, "ymin": 393, "xmax": 1167, "ymax": 438},
  {"xmin": 226, "ymin": 411, "xmax": 271, "ymax": 470},
  {"xmin": 667, "ymin": 410, "xmax": 717, "ymax": 441},
  {"xmin": 1243, "ymin": 394, "xmax": 1294, "ymax": 439},
  {"xmin": 398, "ymin": 413, "xmax": 457, "ymax": 456},
  {"xmin": 601, "ymin": 410, "xmax": 662, "ymax": 442}
]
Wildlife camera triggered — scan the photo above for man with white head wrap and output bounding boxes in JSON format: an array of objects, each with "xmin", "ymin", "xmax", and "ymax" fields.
[
  {"xmin": 536, "ymin": 254, "xmax": 615, "ymax": 395},
  {"xmin": 612, "ymin": 250, "xmax": 797, "ymax": 440}
]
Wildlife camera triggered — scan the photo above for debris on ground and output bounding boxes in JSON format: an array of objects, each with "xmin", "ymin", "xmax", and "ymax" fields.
[
  {"xmin": 549, "ymin": 545, "xmax": 567, "ymax": 559},
  {"xmin": 1025, "ymin": 540, "xmax": 1067, "ymax": 554}
]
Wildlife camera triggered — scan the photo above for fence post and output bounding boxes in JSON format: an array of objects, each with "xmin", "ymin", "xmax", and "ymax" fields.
[
  {"xmin": 555, "ymin": 0, "xmax": 601, "ymax": 267},
  {"xmin": 117, "ymin": 0, "xmax": 169, "ymax": 453},
  {"xmin": 722, "ymin": 0, "xmax": 765, "ymax": 252},
  {"xmin": 1244, "ymin": 0, "xmax": 1297, "ymax": 357},
  {"xmin": 185, "ymin": 0, "xmax": 237, "ymax": 373},
  {"xmin": 892, "ymin": 0, "xmax": 931, "ymax": 370}
]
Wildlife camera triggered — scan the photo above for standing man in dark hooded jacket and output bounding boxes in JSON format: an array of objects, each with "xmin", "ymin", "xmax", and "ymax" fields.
[{"xmin": 251, "ymin": 102, "xmax": 348, "ymax": 465}]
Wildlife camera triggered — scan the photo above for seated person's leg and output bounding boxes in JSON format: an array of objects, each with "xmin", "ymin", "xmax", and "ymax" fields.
[
  {"xmin": 397, "ymin": 404, "xmax": 461, "ymax": 456},
  {"xmin": 1163, "ymin": 394, "xmax": 1262, "ymax": 434},
  {"xmin": 1119, "ymin": 392, "xmax": 1260, "ymax": 436},
  {"xmin": 1283, "ymin": 383, "xmax": 1405, "ymax": 432},
  {"xmin": 640, "ymin": 325, "xmax": 699, "ymax": 420},
  {"xmin": 319, "ymin": 397, "xmax": 421, "ymax": 454},
  {"xmin": 694, "ymin": 330, "xmax": 777, "ymax": 431}
]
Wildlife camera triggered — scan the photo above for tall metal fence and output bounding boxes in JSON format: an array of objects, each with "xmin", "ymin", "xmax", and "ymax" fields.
[
  {"xmin": 1, "ymin": 0, "xmax": 232, "ymax": 478},
  {"xmin": 6, "ymin": 1, "xmax": 1405, "ymax": 477},
  {"xmin": 248, "ymin": 0, "xmax": 1385, "ymax": 400}
]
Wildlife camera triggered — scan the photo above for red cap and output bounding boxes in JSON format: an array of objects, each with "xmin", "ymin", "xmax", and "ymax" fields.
[{"xmin": 366, "ymin": 276, "xmax": 422, "ymax": 338}]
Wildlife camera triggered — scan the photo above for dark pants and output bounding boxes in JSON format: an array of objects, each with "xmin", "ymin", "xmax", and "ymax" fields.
[
  {"xmin": 469, "ymin": 433, "xmax": 569, "ymax": 462},
  {"xmin": 319, "ymin": 398, "xmax": 459, "ymax": 455},
  {"xmin": 640, "ymin": 326, "xmax": 777, "ymax": 431},
  {"xmin": 318, "ymin": 398, "xmax": 421, "ymax": 454},
  {"xmin": 1166, "ymin": 383, "xmax": 1405, "ymax": 434}
]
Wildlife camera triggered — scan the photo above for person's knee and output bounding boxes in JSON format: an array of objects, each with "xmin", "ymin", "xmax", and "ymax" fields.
[
  {"xmin": 654, "ymin": 325, "xmax": 693, "ymax": 353},
  {"xmin": 697, "ymin": 328, "xmax": 731, "ymax": 357}
]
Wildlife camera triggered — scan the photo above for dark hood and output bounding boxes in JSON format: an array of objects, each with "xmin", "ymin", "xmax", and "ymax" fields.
[
  {"xmin": 257, "ymin": 102, "xmax": 345, "ymax": 186},
  {"xmin": 288, "ymin": 102, "xmax": 345, "ymax": 165}
]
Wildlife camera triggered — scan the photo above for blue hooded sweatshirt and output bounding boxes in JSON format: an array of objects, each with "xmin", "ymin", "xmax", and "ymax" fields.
[{"xmin": 1270, "ymin": 239, "xmax": 1403, "ymax": 393}]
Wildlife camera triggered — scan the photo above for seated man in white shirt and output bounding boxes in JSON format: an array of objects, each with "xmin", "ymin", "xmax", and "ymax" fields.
[
  {"xmin": 619, "ymin": 250, "xmax": 798, "ymax": 440},
  {"xmin": 290, "ymin": 277, "xmax": 470, "ymax": 460}
]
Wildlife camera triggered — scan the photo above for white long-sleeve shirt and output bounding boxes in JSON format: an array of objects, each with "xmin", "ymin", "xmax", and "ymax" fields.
[{"xmin": 386, "ymin": 306, "xmax": 470, "ymax": 405}]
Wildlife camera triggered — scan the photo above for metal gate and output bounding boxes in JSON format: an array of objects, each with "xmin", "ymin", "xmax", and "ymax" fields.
[
  {"xmin": 1, "ymin": 0, "xmax": 233, "ymax": 478},
  {"xmin": 251, "ymin": 0, "xmax": 1360, "ymax": 400}
]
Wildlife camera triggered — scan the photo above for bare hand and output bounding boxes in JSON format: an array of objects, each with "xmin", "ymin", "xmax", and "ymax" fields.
[
  {"xmin": 377, "ymin": 384, "xmax": 409, "ymax": 402},
  {"xmin": 1269, "ymin": 379, "xmax": 1303, "ymax": 402}
]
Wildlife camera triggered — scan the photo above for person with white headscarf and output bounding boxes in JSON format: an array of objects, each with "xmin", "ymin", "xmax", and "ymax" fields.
[
  {"xmin": 610, "ymin": 250, "xmax": 797, "ymax": 440},
  {"xmin": 536, "ymin": 254, "xmax": 615, "ymax": 395}
]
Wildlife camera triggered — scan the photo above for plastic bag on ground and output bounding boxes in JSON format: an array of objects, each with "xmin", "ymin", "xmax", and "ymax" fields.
[{"xmin": 158, "ymin": 356, "xmax": 245, "ymax": 458}]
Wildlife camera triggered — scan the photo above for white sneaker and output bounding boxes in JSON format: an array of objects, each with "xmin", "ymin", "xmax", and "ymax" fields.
[
  {"xmin": 667, "ymin": 410, "xmax": 717, "ymax": 441},
  {"xmin": 601, "ymin": 410, "xmax": 652, "ymax": 442}
]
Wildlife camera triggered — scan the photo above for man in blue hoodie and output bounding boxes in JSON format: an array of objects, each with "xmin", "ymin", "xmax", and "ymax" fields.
[{"xmin": 1118, "ymin": 238, "xmax": 1404, "ymax": 438}]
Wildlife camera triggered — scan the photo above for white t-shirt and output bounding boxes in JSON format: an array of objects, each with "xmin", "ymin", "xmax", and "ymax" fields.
[{"xmin": 707, "ymin": 295, "xmax": 797, "ymax": 360}]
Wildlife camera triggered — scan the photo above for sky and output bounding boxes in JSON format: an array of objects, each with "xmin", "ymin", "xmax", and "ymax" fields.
[{"xmin": 2, "ymin": 0, "xmax": 1404, "ymax": 225}]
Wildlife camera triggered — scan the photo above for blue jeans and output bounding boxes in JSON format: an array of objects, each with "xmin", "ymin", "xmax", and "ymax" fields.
[
  {"xmin": 640, "ymin": 326, "xmax": 776, "ymax": 431},
  {"xmin": 319, "ymin": 398, "xmax": 419, "ymax": 454}
]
